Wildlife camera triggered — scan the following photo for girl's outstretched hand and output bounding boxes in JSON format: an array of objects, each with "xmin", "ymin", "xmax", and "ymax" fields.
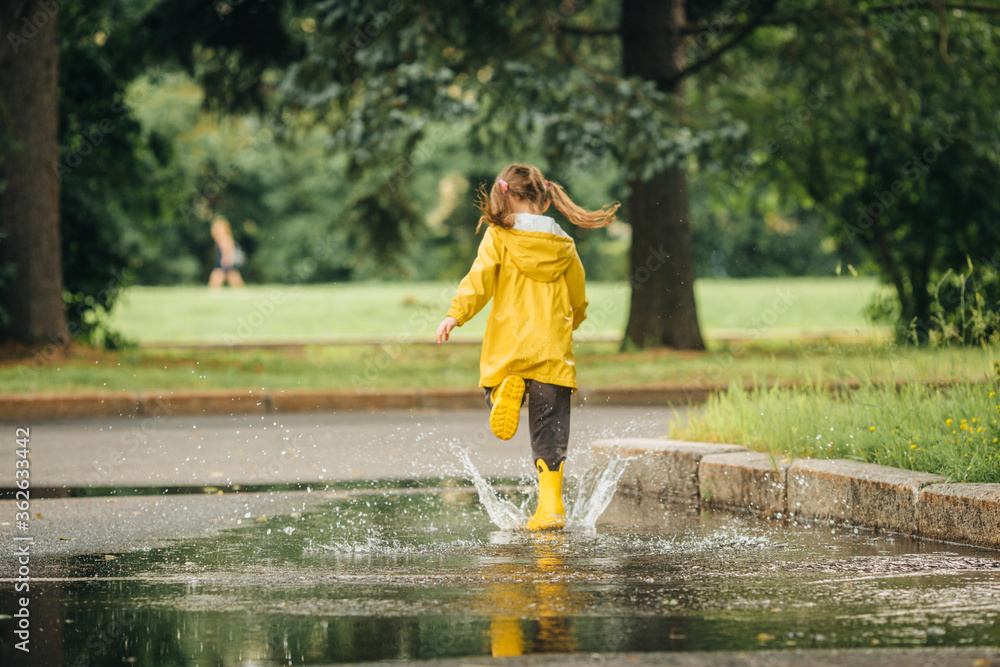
[{"xmin": 436, "ymin": 316, "xmax": 459, "ymax": 344}]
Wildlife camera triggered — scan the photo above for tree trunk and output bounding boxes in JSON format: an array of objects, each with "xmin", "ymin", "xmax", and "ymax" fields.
[
  {"xmin": 624, "ymin": 167, "xmax": 704, "ymax": 348},
  {"xmin": 621, "ymin": 0, "xmax": 705, "ymax": 350},
  {"xmin": 0, "ymin": 0, "xmax": 67, "ymax": 344}
]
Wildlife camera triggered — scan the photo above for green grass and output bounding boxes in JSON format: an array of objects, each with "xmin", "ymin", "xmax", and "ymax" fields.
[
  {"xmin": 105, "ymin": 278, "xmax": 886, "ymax": 343},
  {"xmin": 671, "ymin": 378, "xmax": 1000, "ymax": 483},
  {"xmin": 691, "ymin": 276, "xmax": 885, "ymax": 333},
  {"xmin": 2, "ymin": 339, "xmax": 994, "ymax": 395},
  {"xmin": 2, "ymin": 344, "xmax": 482, "ymax": 394}
]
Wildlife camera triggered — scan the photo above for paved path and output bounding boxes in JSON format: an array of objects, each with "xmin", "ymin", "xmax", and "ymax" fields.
[
  {"xmin": 347, "ymin": 649, "xmax": 999, "ymax": 667},
  {"xmin": 0, "ymin": 406, "xmax": 683, "ymax": 489},
  {"xmin": 3, "ymin": 409, "xmax": 999, "ymax": 667},
  {"xmin": 348, "ymin": 648, "xmax": 1000, "ymax": 667},
  {"xmin": 0, "ymin": 407, "xmax": 682, "ymax": 558}
]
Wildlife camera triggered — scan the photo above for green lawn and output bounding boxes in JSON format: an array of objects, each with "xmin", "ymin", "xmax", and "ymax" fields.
[
  {"xmin": 2, "ymin": 339, "xmax": 995, "ymax": 395},
  {"xmin": 105, "ymin": 278, "xmax": 887, "ymax": 344},
  {"xmin": 7, "ymin": 277, "xmax": 994, "ymax": 397}
]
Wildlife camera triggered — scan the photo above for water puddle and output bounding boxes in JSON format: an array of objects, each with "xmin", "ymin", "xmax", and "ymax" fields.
[{"xmin": 2, "ymin": 453, "xmax": 1000, "ymax": 665}]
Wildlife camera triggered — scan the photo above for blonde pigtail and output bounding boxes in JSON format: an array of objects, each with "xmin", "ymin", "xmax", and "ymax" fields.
[
  {"xmin": 476, "ymin": 164, "xmax": 618, "ymax": 232},
  {"xmin": 547, "ymin": 181, "xmax": 620, "ymax": 229},
  {"xmin": 475, "ymin": 180, "xmax": 517, "ymax": 232},
  {"xmin": 474, "ymin": 182, "xmax": 496, "ymax": 233}
]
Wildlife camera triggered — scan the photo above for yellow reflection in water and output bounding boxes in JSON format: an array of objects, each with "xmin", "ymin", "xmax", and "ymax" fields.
[{"xmin": 484, "ymin": 533, "xmax": 577, "ymax": 657}]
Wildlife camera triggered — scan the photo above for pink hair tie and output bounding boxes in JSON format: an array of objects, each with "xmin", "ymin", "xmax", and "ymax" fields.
[
  {"xmin": 497, "ymin": 178, "xmax": 508, "ymax": 192},
  {"xmin": 544, "ymin": 180, "xmax": 550, "ymax": 191}
]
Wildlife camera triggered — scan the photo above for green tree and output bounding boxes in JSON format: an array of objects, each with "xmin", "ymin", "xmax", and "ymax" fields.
[
  {"xmin": 696, "ymin": 3, "xmax": 1000, "ymax": 340},
  {"xmin": 276, "ymin": 0, "xmax": 1000, "ymax": 348},
  {"xmin": 0, "ymin": 1, "xmax": 65, "ymax": 344},
  {"xmin": 825, "ymin": 15, "xmax": 1000, "ymax": 341},
  {"xmin": 56, "ymin": 1, "xmax": 191, "ymax": 346},
  {"xmin": 5, "ymin": 0, "xmax": 1000, "ymax": 351},
  {"xmin": 277, "ymin": 0, "xmax": 722, "ymax": 348},
  {"xmin": 0, "ymin": 0, "xmax": 300, "ymax": 344}
]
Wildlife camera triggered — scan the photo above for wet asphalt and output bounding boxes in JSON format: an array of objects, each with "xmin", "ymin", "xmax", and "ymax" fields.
[
  {"xmin": 1, "ymin": 407, "xmax": 999, "ymax": 666},
  {"xmin": 0, "ymin": 406, "xmax": 680, "ymax": 558},
  {"xmin": 347, "ymin": 648, "xmax": 1000, "ymax": 666},
  {"xmin": 0, "ymin": 405, "xmax": 680, "ymax": 488}
]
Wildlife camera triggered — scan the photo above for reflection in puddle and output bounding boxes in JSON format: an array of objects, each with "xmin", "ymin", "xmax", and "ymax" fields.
[{"xmin": 1, "ymin": 455, "xmax": 999, "ymax": 665}]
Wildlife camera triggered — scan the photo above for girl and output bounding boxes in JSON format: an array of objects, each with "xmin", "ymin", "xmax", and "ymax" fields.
[
  {"xmin": 208, "ymin": 216, "xmax": 245, "ymax": 289},
  {"xmin": 436, "ymin": 163, "xmax": 619, "ymax": 531}
]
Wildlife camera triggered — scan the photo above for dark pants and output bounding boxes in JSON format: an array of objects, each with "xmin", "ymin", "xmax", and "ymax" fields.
[{"xmin": 485, "ymin": 379, "xmax": 571, "ymax": 469}]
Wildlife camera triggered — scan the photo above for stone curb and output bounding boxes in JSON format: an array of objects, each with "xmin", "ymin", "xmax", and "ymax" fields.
[
  {"xmin": 137, "ymin": 389, "xmax": 270, "ymax": 416},
  {"xmin": 270, "ymin": 388, "xmax": 419, "ymax": 412},
  {"xmin": 920, "ymin": 484, "xmax": 1000, "ymax": 548},
  {"xmin": 699, "ymin": 451, "xmax": 792, "ymax": 516},
  {"xmin": 580, "ymin": 384, "xmax": 716, "ymax": 406},
  {"xmin": 593, "ymin": 438, "xmax": 1000, "ymax": 550},
  {"xmin": 592, "ymin": 439, "xmax": 746, "ymax": 501},
  {"xmin": 787, "ymin": 459, "xmax": 945, "ymax": 535},
  {"xmin": 0, "ymin": 391, "xmax": 142, "ymax": 420},
  {"xmin": 0, "ymin": 387, "xmax": 486, "ymax": 420},
  {"xmin": 0, "ymin": 383, "xmax": 721, "ymax": 421}
]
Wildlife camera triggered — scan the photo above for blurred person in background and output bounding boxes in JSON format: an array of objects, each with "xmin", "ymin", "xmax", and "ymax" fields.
[{"xmin": 208, "ymin": 216, "xmax": 245, "ymax": 288}]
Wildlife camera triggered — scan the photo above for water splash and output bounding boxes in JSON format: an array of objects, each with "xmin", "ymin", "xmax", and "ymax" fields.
[
  {"xmin": 565, "ymin": 452, "xmax": 630, "ymax": 531},
  {"xmin": 450, "ymin": 444, "xmax": 526, "ymax": 530},
  {"xmin": 451, "ymin": 444, "xmax": 631, "ymax": 533},
  {"xmin": 311, "ymin": 536, "xmax": 411, "ymax": 555},
  {"xmin": 306, "ymin": 536, "xmax": 487, "ymax": 557}
]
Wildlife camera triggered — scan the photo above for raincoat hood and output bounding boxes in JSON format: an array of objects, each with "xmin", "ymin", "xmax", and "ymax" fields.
[
  {"xmin": 446, "ymin": 212, "xmax": 589, "ymax": 390},
  {"xmin": 497, "ymin": 214, "xmax": 576, "ymax": 283}
]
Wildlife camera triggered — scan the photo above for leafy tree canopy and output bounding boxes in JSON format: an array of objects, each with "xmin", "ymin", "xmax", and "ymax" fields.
[{"xmin": 6, "ymin": 0, "xmax": 1000, "ymax": 347}]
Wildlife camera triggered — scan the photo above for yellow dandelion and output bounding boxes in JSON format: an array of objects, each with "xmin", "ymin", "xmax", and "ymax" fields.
[
  {"xmin": 869, "ymin": 426, "xmax": 876, "ymax": 431},
  {"xmin": 910, "ymin": 444, "xmax": 916, "ymax": 449},
  {"xmin": 990, "ymin": 392, "xmax": 995, "ymax": 398},
  {"xmin": 946, "ymin": 418, "xmax": 953, "ymax": 426}
]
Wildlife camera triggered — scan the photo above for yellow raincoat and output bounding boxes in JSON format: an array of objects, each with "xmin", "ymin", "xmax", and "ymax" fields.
[{"xmin": 447, "ymin": 214, "xmax": 587, "ymax": 390}]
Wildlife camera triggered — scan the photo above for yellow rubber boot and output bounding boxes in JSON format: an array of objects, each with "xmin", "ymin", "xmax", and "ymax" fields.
[
  {"xmin": 489, "ymin": 376, "xmax": 525, "ymax": 440},
  {"xmin": 525, "ymin": 459, "xmax": 566, "ymax": 531}
]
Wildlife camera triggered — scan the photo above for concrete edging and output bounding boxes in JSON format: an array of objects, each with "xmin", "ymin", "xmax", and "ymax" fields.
[
  {"xmin": 592, "ymin": 438, "xmax": 1000, "ymax": 550},
  {"xmin": 920, "ymin": 484, "xmax": 1000, "ymax": 548},
  {"xmin": 593, "ymin": 438, "xmax": 745, "ymax": 501},
  {"xmin": 699, "ymin": 451, "xmax": 792, "ymax": 517},
  {"xmin": 0, "ymin": 383, "xmax": 720, "ymax": 420},
  {"xmin": 0, "ymin": 392, "xmax": 142, "ymax": 420},
  {"xmin": 0, "ymin": 377, "xmax": 989, "ymax": 421}
]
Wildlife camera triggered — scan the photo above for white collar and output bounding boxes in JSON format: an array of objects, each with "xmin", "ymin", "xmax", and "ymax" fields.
[{"xmin": 512, "ymin": 213, "xmax": 570, "ymax": 238}]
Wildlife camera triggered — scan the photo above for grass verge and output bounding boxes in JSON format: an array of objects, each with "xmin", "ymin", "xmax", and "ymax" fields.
[
  {"xmin": 0, "ymin": 340, "xmax": 994, "ymax": 395},
  {"xmin": 671, "ymin": 375, "xmax": 1000, "ymax": 484}
]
